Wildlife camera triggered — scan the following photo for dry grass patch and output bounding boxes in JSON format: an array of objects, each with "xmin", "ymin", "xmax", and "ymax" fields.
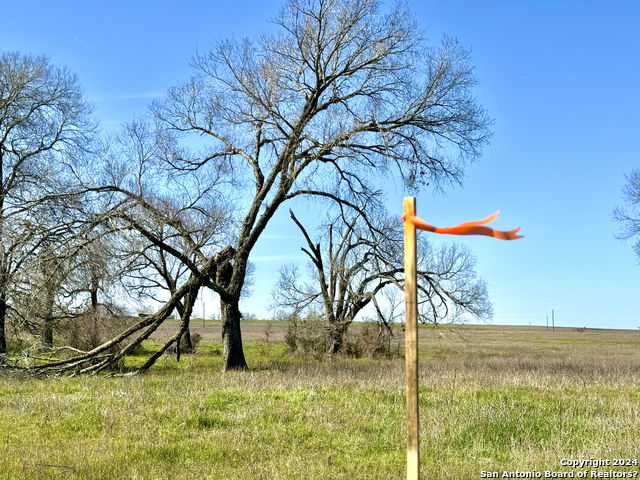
[{"xmin": 2, "ymin": 324, "xmax": 640, "ymax": 479}]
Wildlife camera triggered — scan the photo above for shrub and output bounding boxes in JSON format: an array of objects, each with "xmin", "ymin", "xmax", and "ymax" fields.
[
  {"xmin": 344, "ymin": 321, "xmax": 394, "ymax": 358},
  {"xmin": 59, "ymin": 305, "xmax": 138, "ymax": 352},
  {"xmin": 168, "ymin": 331, "xmax": 202, "ymax": 355},
  {"xmin": 283, "ymin": 312, "xmax": 397, "ymax": 358}
]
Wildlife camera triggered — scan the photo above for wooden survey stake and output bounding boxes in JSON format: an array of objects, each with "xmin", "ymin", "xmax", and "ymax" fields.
[
  {"xmin": 402, "ymin": 197, "xmax": 521, "ymax": 479},
  {"xmin": 403, "ymin": 197, "xmax": 419, "ymax": 480}
]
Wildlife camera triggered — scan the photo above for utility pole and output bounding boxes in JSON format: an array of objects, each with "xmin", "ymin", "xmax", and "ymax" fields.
[{"xmin": 552, "ymin": 309, "xmax": 554, "ymax": 334}]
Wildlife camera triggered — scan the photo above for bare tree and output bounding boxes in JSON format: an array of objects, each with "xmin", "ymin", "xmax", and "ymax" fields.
[
  {"xmin": 0, "ymin": 52, "xmax": 95, "ymax": 353},
  {"xmin": 65, "ymin": 120, "xmax": 236, "ymax": 372},
  {"xmin": 122, "ymin": 215, "xmax": 230, "ymax": 359},
  {"xmin": 614, "ymin": 168, "xmax": 640, "ymax": 262},
  {"xmin": 272, "ymin": 207, "xmax": 492, "ymax": 353},
  {"xmin": 125, "ymin": 229, "xmax": 198, "ymax": 356},
  {"xmin": 30, "ymin": 243, "xmax": 67, "ymax": 346},
  {"xmin": 272, "ymin": 208, "xmax": 402, "ymax": 352},
  {"xmin": 26, "ymin": 0, "xmax": 491, "ymax": 373},
  {"xmin": 60, "ymin": 233, "xmax": 130, "ymax": 349},
  {"xmin": 416, "ymin": 241, "xmax": 493, "ymax": 326},
  {"xmin": 7, "ymin": 238, "xmax": 67, "ymax": 348},
  {"xmin": 7, "ymin": 213, "xmax": 133, "ymax": 353},
  {"xmin": 149, "ymin": 0, "xmax": 490, "ymax": 370}
]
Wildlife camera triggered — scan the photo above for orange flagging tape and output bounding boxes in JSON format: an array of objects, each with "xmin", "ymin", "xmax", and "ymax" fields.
[{"xmin": 402, "ymin": 210, "xmax": 523, "ymax": 240}]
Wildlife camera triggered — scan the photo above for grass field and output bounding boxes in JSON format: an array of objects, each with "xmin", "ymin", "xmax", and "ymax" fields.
[{"xmin": 2, "ymin": 322, "xmax": 640, "ymax": 479}]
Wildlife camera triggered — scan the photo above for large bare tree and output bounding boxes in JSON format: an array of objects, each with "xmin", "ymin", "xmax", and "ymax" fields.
[
  {"xmin": 150, "ymin": 0, "xmax": 490, "ymax": 370},
  {"xmin": 0, "ymin": 52, "xmax": 95, "ymax": 353},
  {"xmin": 25, "ymin": 0, "xmax": 491, "ymax": 373},
  {"xmin": 272, "ymin": 207, "xmax": 493, "ymax": 353}
]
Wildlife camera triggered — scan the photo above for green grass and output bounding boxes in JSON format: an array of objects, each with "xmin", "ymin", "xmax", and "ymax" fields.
[{"xmin": 2, "ymin": 325, "xmax": 640, "ymax": 479}]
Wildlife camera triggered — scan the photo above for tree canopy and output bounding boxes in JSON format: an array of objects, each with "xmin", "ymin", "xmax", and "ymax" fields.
[
  {"xmin": 0, "ymin": 51, "xmax": 95, "ymax": 353},
  {"xmin": 2, "ymin": 0, "xmax": 493, "ymax": 373}
]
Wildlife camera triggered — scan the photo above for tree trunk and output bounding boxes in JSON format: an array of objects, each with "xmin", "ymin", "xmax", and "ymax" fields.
[
  {"xmin": 328, "ymin": 322, "xmax": 347, "ymax": 354},
  {"xmin": 90, "ymin": 288, "xmax": 98, "ymax": 310},
  {"xmin": 42, "ymin": 313, "xmax": 53, "ymax": 347},
  {"xmin": 87, "ymin": 284, "xmax": 102, "ymax": 349},
  {"xmin": 0, "ymin": 198, "xmax": 6, "ymax": 354},
  {"xmin": 175, "ymin": 295, "xmax": 195, "ymax": 359},
  {"xmin": 220, "ymin": 295, "xmax": 247, "ymax": 371},
  {"xmin": 0, "ymin": 293, "xmax": 6, "ymax": 354},
  {"xmin": 42, "ymin": 284, "xmax": 55, "ymax": 346},
  {"xmin": 180, "ymin": 324, "xmax": 193, "ymax": 352},
  {"xmin": 174, "ymin": 295, "xmax": 194, "ymax": 357}
]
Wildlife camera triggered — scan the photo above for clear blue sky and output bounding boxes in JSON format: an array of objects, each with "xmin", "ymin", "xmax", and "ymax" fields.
[{"xmin": 3, "ymin": 0, "xmax": 639, "ymax": 329}]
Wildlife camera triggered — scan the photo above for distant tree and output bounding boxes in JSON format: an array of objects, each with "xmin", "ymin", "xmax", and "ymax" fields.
[
  {"xmin": 8, "ymin": 239, "xmax": 66, "ymax": 348},
  {"xmin": 60, "ymin": 234, "xmax": 128, "ymax": 349},
  {"xmin": 126, "ymin": 230, "xmax": 199, "ymax": 357},
  {"xmin": 614, "ymin": 168, "xmax": 640, "ymax": 262},
  {"xmin": 30, "ymin": 243, "xmax": 67, "ymax": 346},
  {"xmin": 9, "ymin": 221, "xmax": 131, "ymax": 352},
  {"xmin": 30, "ymin": 0, "xmax": 491, "ymax": 374},
  {"xmin": 272, "ymin": 208, "xmax": 492, "ymax": 353},
  {"xmin": 0, "ymin": 52, "xmax": 95, "ymax": 353}
]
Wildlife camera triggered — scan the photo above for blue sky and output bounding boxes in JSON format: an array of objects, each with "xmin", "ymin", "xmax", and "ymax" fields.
[{"xmin": 3, "ymin": 0, "xmax": 640, "ymax": 329}]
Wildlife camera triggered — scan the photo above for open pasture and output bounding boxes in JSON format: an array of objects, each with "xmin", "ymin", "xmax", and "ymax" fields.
[{"xmin": 2, "ymin": 323, "xmax": 640, "ymax": 479}]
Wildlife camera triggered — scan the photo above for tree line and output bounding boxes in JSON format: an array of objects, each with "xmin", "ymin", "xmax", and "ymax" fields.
[{"xmin": 14, "ymin": 0, "xmax": 636, "ymax": 374}]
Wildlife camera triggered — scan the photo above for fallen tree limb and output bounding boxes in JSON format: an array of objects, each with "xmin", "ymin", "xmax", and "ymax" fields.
[{"xmin": 24, "ymin": 258, "xmax": 216, "ymax": 376}]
